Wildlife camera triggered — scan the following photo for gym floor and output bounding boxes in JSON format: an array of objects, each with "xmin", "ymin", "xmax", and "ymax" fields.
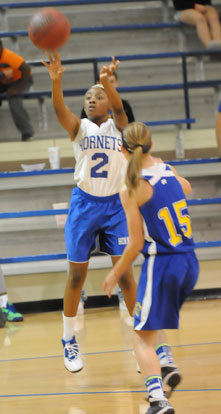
[{"xmin": 0, "ymin": 299, "xmax": 221, "ymax": 414}]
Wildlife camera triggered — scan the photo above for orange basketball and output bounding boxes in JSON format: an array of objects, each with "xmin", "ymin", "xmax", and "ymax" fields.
[{"xmin": 28, "ymin": 8, "xmax": 71, "ymax": 50}]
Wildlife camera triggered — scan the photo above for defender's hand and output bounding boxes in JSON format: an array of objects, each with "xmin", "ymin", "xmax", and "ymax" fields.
[{"xmin": 103, "ymin": 269, "xmax": 118, "ymax": 298}]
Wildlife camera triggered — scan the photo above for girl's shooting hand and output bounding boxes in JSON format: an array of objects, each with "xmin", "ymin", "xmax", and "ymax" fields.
[{"xmin": 42, "ymin": 51, "xmax": 65, "ymax": 80}]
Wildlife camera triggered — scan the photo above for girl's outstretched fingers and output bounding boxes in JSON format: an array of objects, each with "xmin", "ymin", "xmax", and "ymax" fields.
[
  {"xmin": 53, "ymin": 50, "xmax": 61, "ymax": 62},
  {"xmin": 111, "ymin": 56, "xmax": 120, "ymax": 70},
  {"xmin": 42, "ymin": 50, "xmax": 65, "ymax": 79},
  {"xmin": 41, "ymin": 50, "xmax": 53, "ymax": 67}
]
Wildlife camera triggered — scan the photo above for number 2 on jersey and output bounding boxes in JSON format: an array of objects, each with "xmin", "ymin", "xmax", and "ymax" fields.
[
  {"xmin": 158, "ymin": 199, "xmax": 192, "ymax": 246},
  {"xmin": 91, "ymin": 153, "xmax": 108, "ymax": 178}
]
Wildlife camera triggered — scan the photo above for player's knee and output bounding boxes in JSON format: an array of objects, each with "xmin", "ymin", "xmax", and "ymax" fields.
[{"xmin": 69, "ymin": 269, "xmax": 84, "ymax": 289}]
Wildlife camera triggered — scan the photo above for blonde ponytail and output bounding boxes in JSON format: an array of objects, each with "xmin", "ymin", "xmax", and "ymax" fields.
[
  {"xmin": 126, "ymin": 147, "xmax": 143, "ymax": 195},
  {"xmin": 122, "ymin": 122, "xmax": 151, "ymax": 195}
]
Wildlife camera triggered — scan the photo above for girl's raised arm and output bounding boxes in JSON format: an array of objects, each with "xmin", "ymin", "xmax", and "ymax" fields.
[
  {"xmin": 42, "ymin": 51, "xmax": 80, "ymax": 140},
  {"xmin": 99, "ymin": 56, "xmax": 128, "ymax": 131}
]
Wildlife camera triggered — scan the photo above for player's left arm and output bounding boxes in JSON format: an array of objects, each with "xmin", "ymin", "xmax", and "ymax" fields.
[
  {"xmin": 99, "ymin": 56, "xmax": 128, "ymax": 130},
  {"xmin": 103, "ymin": 188, "xmax": 144, "ymax": 297},
  {"xmin": 169, "ymin": 164, "xmax": 192, "ymax": 195}
]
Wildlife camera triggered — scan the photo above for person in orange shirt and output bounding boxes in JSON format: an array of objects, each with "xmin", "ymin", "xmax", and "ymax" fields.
[{"xmin": 0, "ymin": 40, "xmax": 34, "ymax": 141}]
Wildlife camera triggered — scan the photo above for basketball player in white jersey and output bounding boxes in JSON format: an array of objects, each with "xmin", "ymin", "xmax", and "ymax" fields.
[{"xmin": 43, "ymin": 52, "xmax": 137, "ymax": 373}]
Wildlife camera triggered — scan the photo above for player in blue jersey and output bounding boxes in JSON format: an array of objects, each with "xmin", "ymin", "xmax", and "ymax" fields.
[
  {"xmin": 103, "ymin": 122, "xmax": 199, "ymax": 414},
  {"xmin": 43, "ymin": 52, "xmax": 137, "ymax": 373}
]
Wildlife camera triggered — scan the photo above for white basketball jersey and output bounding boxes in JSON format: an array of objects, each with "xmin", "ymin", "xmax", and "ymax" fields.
[{"xmin": 72, "ymin": 118, "xmax": 127, "ymax": 196}]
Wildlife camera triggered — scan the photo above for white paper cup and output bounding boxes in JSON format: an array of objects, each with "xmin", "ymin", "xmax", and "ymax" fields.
[
  {"xmin": 48, "ymin": 146, "xmax": 60, "ymax": 169},
  {"xmin": 53, "ymin": 202, "xmax": 68, "ymax": 227}
]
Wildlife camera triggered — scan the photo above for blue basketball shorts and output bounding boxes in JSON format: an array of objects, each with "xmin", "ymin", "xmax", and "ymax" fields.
[
  {"xmin": 65, "ymin": 187, "xmax": 129, "ymax": 262},
  {"xmin": 134, "ymin": 251, "xmax": 199, "ymax": 331}
]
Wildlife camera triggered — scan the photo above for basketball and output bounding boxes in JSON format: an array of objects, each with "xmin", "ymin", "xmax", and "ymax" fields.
[{"xmin": 28, "ymin": 8, "xmax": 71, "ymax": 50}]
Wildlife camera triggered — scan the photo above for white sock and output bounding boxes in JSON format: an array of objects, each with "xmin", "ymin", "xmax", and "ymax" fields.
[
  {"xmin": 155, "ymin": 343, "xmax": 174, "ymax": 367},
  {"xmin": 63, "ymin": 313, "xmax": 76, "ymax": 341},
  {"xmin": 0, "ymin": 294, "xmax": 8, "ymax": 308},
  {"xmin": 145, "ymin": 375, "xmax": 166, "ymax": 402}
]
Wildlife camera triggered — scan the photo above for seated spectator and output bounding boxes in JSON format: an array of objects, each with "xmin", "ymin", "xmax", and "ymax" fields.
[
  {"xmin": 81, "ymin": 71, "xmax": 135, "ymax": 123},
  {"xmin": 172, "ymin": 1, "xmax": 221, "ymax": 49},
  {"xmin": 0, "ymin": 40, "xmax": 34, "ymax": 141},
  {"xmin": 0, "ymin": 266, "xmax": 23, "ymax": 323}
]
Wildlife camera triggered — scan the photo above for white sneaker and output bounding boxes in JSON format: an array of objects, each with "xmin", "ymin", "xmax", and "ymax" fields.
[
  {"xmin": 117, "ymin": 288, "xmax": 127, "ymax": 311},
  {"xmin": 61, "ymin": 336, "xmax": 83, "ymax": 372},
  {"xmin": 77, "ymin": 299, "xmax": 84, "ymax": 315},
  {"xmin": 207, "ymin": 40, "xmax": 221, "ymax": 49},
  {"xmin": 119, "ymin": 298, "xmax": 127, "ymax": 311}
]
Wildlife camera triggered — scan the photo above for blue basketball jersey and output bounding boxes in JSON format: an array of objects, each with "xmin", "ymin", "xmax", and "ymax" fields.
[{"xmin": 140, "ymin": 163, "xmax": 195, "ymax": 255}]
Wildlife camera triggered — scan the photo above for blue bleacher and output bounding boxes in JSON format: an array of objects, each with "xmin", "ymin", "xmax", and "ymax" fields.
[{"xmin": 0, "ymin": 51, "xmax": 220, "ymax": 136}]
